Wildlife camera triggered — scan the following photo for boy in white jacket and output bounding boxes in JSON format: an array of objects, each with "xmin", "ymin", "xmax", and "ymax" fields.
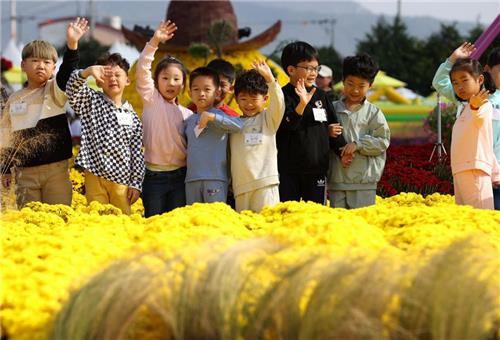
[{"xmin": 230, "ymin": 61, "xmax": 285, "ymax": 212}]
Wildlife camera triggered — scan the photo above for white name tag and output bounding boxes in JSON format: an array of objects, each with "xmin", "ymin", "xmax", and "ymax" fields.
[
  {"xmin": 194, "ymin": 125, "xmax": 204, "ymax": 138},
  {"xmin": 10, "ymin": 102, "xmax": 27, "ymax": 116},
  {"xmin": 116, "ymin": 111, "xmax": 133, "ymax": 126},
  {"xmin": 313, "ymin": 108, "xmax": 327, "ymax": 122},
  {"xmin": 244, "ymin": 133, "xmax": 263, "ymax": 145}
]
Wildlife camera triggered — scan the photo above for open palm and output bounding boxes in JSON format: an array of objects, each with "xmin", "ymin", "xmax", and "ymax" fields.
[
  {"xmin": 450, "ymin": 42, "xmax": 475, "ymax": 63},
  {"xmin": 67, "ymin": 17, "xmax": 89, "ymax": 43},
  {"xmin": 295, "ymin": 78, "xmax": 316, "ymax": 104},
  {"xmin": 154, "ymin": 20, "xmax": 178, "ymax": 43}
]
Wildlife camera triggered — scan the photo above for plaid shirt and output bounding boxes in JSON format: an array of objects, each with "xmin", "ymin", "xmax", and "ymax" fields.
[{"xmin": 66, "ymin": 70, "xmax": 145, "ymax": 190}]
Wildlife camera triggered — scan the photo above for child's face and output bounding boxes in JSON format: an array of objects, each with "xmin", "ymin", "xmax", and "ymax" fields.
[
  {"xmin": 451, "ymin": 70, "xmax": 483, "ymax": 101},
  {"xmin": 99, "ymin": 65, "xmax": 130, "ymax": 98},
  {"xmin": 287, "ymin": 59, "xmax": 320, "ymax": 88},
  {"xmin": 21, "ymin": 57, "xmax": 56, "ymax": 86},
  {"xmin": 236, "ymin": 92, "xmax": 268, "ymax": 117},
  {"xmin": 487, "ymin": 64, "xmax": 500, "ymax": 89},
  {"xmin": 216, "ymin": 75, "xmax": 233, "ymax": 105},
  {"xmin": 343, "ymin": 75, "xmax": 371, "ymax": 105},
  {"xmin": 157, "ymin": 65, "xmax": 184, "ymax": 103},
  {"xmin": 189, "ymin": 75, "xmax": 220, "ymax": 111}
]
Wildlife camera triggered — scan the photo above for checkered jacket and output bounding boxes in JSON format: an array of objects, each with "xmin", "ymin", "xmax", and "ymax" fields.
[{"xmin": 66, "ymin": 70, "xmax": 145, "ymax": 190}]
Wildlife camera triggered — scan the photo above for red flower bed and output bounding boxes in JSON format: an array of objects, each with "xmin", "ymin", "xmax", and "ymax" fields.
[{"xmin": 377, "ymin": 144, "xmax": 453, "ymax": 197}]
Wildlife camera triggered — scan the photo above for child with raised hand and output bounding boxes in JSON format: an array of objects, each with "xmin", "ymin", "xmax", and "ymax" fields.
[
  {"xmin": 66, "ymin": 53, "xmax": 145, "ymax": 215},
  {"xmin": 432, "ymin": 42, "xmax": 499, "ymax": 209},
  {"xmin": 230, "ymin": 60, "xmax": 285, "ymax": 212},
  {"xmin": 327, "ymin": 54, "xmax": 390, "ymax": 209},
  {"xmin": 1, "ymin": 17, "xmax": 89, "ymax": 208},
  {"xmin": 485, "ymin": 47, "xmax": 500, "ymax": 210},
  {"xmin": 184, "ymin": 67, "xmax": 242, "ymax": 204},
  {"xmin": 277, "ymin": 41, "xmax": 346, "ymax": 205},
  {"xmin": 136, "ymin": 20, "xmax": 193, "ymax": 217}
]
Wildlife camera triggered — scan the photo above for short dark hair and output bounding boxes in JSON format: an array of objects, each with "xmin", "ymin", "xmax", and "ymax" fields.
[
  {"xmin": 207, "ymin": 59, "xmax": 235, "ymax": 83},
  {"xmin": 189, "ymin": 67, "xmax": 220, "ymax": 89},
  {"xmin": 154, "ymin": 55, "xmax": 187, "ymax": 88},
  {"xmin": 487, "ymin": 47, "xmax": 500, "ymax": 68},
  {"xmin": 280, "ymin": 41, "xmax": 319, "ymax": 76},
  {"xmin": 342, "ymin": 53, "xmax": 379, "ymax": 84},
  {"xmin": 96, "ymin": 53, "xmax": 130, "ymax": 73},
  {"xmin": 234, "ymin": 69, "xmax": 268, "ymax": 96},
  {"xmin": 451, "ymin": 58, "xmax": 496, "ymax": 95}
]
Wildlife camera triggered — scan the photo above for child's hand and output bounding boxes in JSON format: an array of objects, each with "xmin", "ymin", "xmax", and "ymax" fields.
[
  {"xmin": 66, "ymin": 17, "xmax": 89, "ymax": 50},
  {"xmin": 449, "ymin": 42, "xmax": 476, "ymax": 63},
  {"xmin": 469, "ymin": 88, "xmax": 490, "ymax": 109},
  {"xmin": 340, "ymin": 142, "xmax": 357, "ymax": 156},
  {"xmin": 252, "ymin": 60, "xmax": 274, "ymax": 83},
  {"xmin": 81, "ymin": 65, "xmax": 113, "ymax": 83},
  {"xmin": 127, "ymin": 187, "xmax": 141, "ymax": 205},
  {"xmin": 1, "ymin": 174, "xmax": 11, "ymax": 189},
  {"xmin": 150, "ymin": 20, "xmax": 178, "ymax": 47},
  {"xmin": 341, "ymin": 153, "xmax": 354, "ymax": 168},
  {"xmin": 198, "ymin": 111, "xmax": 216, "ymax": 129},
  {"xmin": 295, "ymin": 78, "xmax": 316, "ymax": 105},
  {"xmin": 328, "ymin": 123, "xmax": 343, "ymax": 137}
]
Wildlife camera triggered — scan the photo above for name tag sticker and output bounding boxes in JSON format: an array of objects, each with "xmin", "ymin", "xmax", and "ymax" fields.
[
  {"xmin": 244, "ymin": 133, "xmax": 263, "ymax": 145},
  {"xmin": 10, "ymin": 102, "xmax": 27, "ymax": 115},
  {"xmin": 313, "ymin": 108, "xmax": 327, "ymax": 122},
  {"xmin": 116, "ymin": 111, "xmax": 133, "ymax": 126}
]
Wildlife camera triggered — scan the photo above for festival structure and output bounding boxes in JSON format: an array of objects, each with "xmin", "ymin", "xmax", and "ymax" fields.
[{"xmin": 121, "ymin": 0, "xmax": 288, "ymax": 113}]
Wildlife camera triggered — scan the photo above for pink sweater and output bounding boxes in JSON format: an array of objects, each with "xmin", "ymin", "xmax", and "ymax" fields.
[
  {"xmin": 136, "ymin": 43, "xmax": 192, "ymax": 168},
  {"xmin": 451, "ymin": 101, "xmax": 499, "ymax": 182}
]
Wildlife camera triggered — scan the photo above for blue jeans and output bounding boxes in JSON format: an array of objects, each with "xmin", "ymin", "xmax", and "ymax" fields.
[
  {"xmin": 494, "ymin": 185, "xmax": 500, "ymax": 210},
  {"xmin": 141, "ymin": 167, "xmax": 186, "ymax": 217}
]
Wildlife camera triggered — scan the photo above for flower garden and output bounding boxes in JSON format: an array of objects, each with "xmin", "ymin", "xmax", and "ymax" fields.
[{"xmin": 1, "ymin": 142, "xmax": 500, "ymax": 340}]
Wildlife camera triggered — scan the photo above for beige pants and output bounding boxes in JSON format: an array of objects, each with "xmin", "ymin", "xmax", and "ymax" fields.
[
  {"xmin": 235, "ymin": 185, "xmax": 279, "ymax": 212},
  {"xmin": 14, "ymin": 159, "xmax": 72, "ymax": 208},
  {"xmin": 453, "ymin": 169, "xmax": 494, "ymax": 210},
  {"xmin": 84, "ymin": 171, "xmax": 131, "ymax": 214}
]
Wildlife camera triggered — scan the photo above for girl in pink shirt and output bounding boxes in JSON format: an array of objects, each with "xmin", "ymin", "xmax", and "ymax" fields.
[
  {"xmin": 136, "ymin": 21, "xmax": 193, "ymax": 217},
  {"xmin": 433, "ymin": 42, "xmax": 499, "ymax": 209}
]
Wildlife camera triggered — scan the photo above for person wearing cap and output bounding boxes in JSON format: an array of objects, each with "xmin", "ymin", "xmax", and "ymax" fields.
[{"xmin": 316, "ymin": 65, "xmax": 338, "ymax": 103}]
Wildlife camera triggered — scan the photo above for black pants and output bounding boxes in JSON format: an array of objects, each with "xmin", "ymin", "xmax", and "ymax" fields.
[{"xmin": 279, "ymin": 173, "xmax": 327, "ymax": 204}]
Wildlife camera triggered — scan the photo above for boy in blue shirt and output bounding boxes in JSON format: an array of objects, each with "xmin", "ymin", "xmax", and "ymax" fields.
[
  {"xmin": 184, "ymin": 67, "xmax": 242, "ymax": 204},
  {"xmin": 327, "ymin": 54, "xmax": 390, "ymax": 209}
]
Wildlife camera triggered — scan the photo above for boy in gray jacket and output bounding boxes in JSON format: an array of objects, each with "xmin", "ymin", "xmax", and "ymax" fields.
[{"xmin": 327, "ymin": 54, "xmax": 390, "ymax": 209}]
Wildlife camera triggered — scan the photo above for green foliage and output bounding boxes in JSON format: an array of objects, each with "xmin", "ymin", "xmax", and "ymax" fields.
[
  {"xmin": 356, "ymin": 17, "xmax": 500, "ymax": 96},
  {"xmin": 207, "ymin": 20, "xmax": 235, "ymax": 58},
  {"xmin": 188, "ymin": 43, "xmax": 211, "ymax": 65},
  {"xmin": 424, "ymin": 102, "xmax": 457, "ymax": 150},
  {"xmin": 316, "ymin": 45, "xmax": 342, "ymax": 81}
]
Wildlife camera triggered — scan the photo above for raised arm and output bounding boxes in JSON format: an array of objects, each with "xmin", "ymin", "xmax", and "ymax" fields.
[
  {"xmin": 66, "ymin": 66, "xmax": 109, "ymax": 116},
  {"xmin": 136, "ymin": 20, "xmax": 177, "ymax": 104},
  {"xmin": 252, "ymin": 60, "xmax": 285, "ymax": 132},
  {"xmin": 56, "ymin": 17, "xmax": 89, "ymax": 91},
  {"xmin": 432, "ymin": 42, "xmax": 476, "ymax": 103}
]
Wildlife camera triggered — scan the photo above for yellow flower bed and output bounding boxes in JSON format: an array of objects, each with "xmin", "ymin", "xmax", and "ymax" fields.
[{"xmin": 1, "ymin": 190, "xmax": 499, "ymax": 339}]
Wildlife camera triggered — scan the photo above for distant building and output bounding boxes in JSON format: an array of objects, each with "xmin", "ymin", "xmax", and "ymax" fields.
[{"xmin": 39, "ymin": 16, "xmax": 126, "ymax": 48}]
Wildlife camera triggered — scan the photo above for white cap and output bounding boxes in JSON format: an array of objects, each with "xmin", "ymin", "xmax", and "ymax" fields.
[{"xmin": 318, "ymin": 65, "xmax": 333, "ymax": 78}]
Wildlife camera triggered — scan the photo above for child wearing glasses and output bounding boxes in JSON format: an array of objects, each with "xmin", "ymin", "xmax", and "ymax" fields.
[{"xmin": 276, "ymin": 41, "xmax": 346, "ymax": 204}]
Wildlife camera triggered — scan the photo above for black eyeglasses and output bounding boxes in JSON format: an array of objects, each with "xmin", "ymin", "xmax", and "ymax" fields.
[{"xmin": 295, "ymin": 65, "xmax": 321, "ymax": 73}]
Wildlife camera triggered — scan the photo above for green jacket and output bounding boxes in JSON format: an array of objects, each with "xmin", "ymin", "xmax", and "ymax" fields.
[{"xmin": 328, "ymin": 99, "xmax": 390, "ymax": 190}]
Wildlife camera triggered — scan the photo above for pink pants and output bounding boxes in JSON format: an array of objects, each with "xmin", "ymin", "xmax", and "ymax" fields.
[{"xmin": 453, "ymin": 169, "xmax": 494, "ymax": 210}]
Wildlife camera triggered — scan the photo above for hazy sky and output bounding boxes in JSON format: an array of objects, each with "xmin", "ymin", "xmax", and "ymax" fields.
[{"xmin": 353, "ymin": 0, "xmax": 499, "ymax": 25}]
